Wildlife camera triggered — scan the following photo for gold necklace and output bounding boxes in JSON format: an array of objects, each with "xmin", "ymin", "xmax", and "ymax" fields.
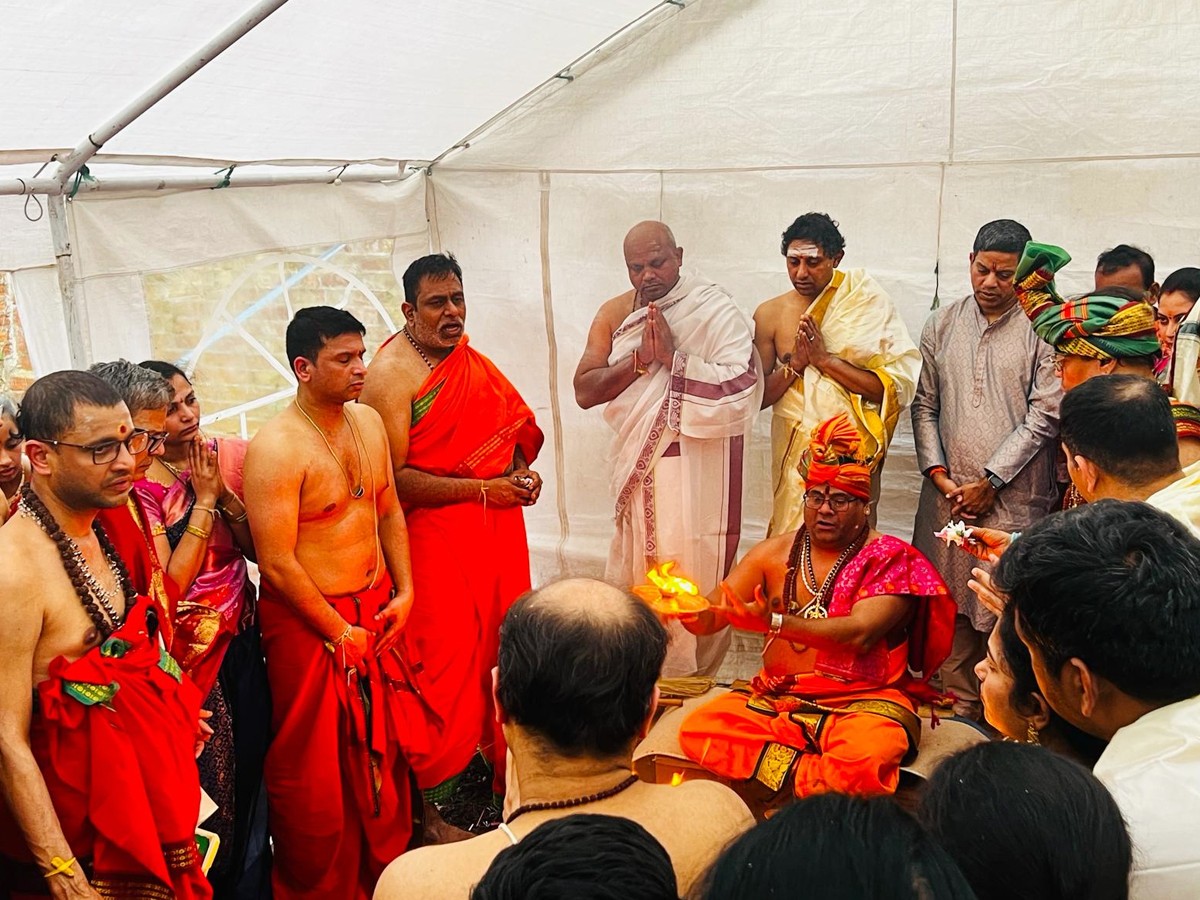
[{"xmin": 293, "ymin": 401, "xmax": 366, "ymax": 500}]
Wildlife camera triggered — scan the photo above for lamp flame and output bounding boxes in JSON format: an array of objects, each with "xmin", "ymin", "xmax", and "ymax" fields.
[
  {"xmin": 670, "ymin": 771, "xmax": 684, "ymax": 787},
  {"xmin": 632, "ymin": 562, "xmax": 700, "ymax": 613}
]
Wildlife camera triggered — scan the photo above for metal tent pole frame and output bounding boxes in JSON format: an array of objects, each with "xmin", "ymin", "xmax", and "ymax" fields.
[
  {"xmin": 0, "ymin": 165, "xmax": 411, "ymax": 197},
  {"xmin": 16, "ymin": 0, "xmax": 293, "ymax": 366},
  {"xmin": 52, "ymin": 0, "xmax": 293, "ymax": 188}
]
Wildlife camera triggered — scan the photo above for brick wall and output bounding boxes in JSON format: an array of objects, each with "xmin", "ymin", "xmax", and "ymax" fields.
[{"xmin": 142, "ymin": 239, "xmax": 403, "ymax": 438}]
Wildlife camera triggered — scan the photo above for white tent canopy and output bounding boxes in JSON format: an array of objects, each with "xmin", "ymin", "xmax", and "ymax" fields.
[{"xmin": 2, "ymin": 0, "xmax": 1199, "ymax": 577}]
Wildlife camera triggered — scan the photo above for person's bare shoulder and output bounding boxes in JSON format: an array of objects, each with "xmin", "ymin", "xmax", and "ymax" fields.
[
  {"xmin": 348, "ymin": 399, "xmax": 385, "ymax": 431},
  {"xmin": 742, "ymin": 530, "xmax": 796, "ymax": 566},
  {"xmin": 596, "ymin": 291, "xmax": 636, "ymax": 331},
  {"xmin": 248, "ymin": 406, "xmax": 294, "ymax": 449},
  {"xmin": 245, "ymin": 409, "xmax": 305, "ymax": 477},
  {"xmin": 0, "ymin": 518, "xmax": 51, "ymax": 621},
  {"xmin": 753, "ymin": 291, "xmax": 796, "ymax": 331},
  {"xmin": 364, "ymin": 337, "xmax": 425, "ymax": 403},
  {"xmin": 373, "ymin": 831, "xmax": 508, "ymax": 900}
]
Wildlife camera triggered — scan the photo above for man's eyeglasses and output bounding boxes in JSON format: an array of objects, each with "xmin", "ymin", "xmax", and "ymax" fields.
[
  {"xmin": 32, "ymin": 430, "xmax": 151, "ymax": 465},
  {"xmin": 802, "ymin": 491, "xmax": 861, "ymax": 511},
  {"xmin": 142, "ymin": 430, "xmax": 169, "ymax": 453}
]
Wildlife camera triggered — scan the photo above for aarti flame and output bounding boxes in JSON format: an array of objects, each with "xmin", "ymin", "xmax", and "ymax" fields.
[
  {"xmin": 669, "ymin": 771, "xmax": 684, "ymax": 787},
  {"xmin": 632, "ymin": 562, "xmax": 704, "ymax": 614}
]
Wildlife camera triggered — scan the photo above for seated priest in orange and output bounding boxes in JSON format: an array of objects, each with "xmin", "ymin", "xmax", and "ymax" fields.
[{"xmin": 679, "ymin": 414, "xmax": 955, "ymax": 799}]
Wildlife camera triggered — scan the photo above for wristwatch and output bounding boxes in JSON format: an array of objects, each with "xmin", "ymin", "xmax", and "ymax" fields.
[{"xmin": 985, "ymin": 471, "xmax": 1006, "ymax": 492}]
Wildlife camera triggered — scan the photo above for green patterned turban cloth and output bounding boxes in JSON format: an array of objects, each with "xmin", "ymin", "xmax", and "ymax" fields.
[{"xmin": 1014, "ymin": 242, "xmax": 1160, "ymax": 361}]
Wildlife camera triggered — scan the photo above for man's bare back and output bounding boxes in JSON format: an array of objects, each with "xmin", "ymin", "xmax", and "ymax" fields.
[
  {"xmin": 375, "ymin": 779, "xmax": 753, "ymax": 900},
  {"xmin": 246, "ymin": 402, "xmax": 393, "ymax": 596}
]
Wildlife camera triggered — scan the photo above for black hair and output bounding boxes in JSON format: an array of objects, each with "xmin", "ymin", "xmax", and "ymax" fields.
[
  {"xmin": 470, "ymin": 814, "xmax": 678, "ymax": 900},
  {"xmin": 17, "ymin": 370, "xmax": 125, "ymax": 442},
  {"xmin": 88, "ymin": 360, "xmax": 172, "ymax": 417},
  {"xmin": 1096, "ymin": 244, "xmax": 1155, "ymax": 290},
  {"xmin": 139, "ymin": 360, "xmax": 189, "ymax": 383},
  {"xmin": 920, "ymin": 742, "xmax": 1131, "ymax": 900},
  {"xmin": 997, "ymin": 499, "xmax": 1200, "ymax": 705},
  {"xmin": 284, "ymin": 306, "xmax": 366, "ymax": 369},
  {"xmin": 1059, "ymin": 374, "xmax": 1179, "ymax": 486},
  {"xmin": 699, "ymin": 794, "xmax": 975, "ymax": 900},
  {"xmin": 972, "ymin": 219, "xmax": 1032, "ymax": 255},
  {"xmin": 497, "ymin": 581, "xmax": 668, "ymax": 757},
  {"xmin": 994, "ymin": 607, "xmax": 1108, "ymax": 767},
  {"xmin": 402, "ymin": 253, "xmax": 464, "ymax": 306},
  {"xmin": 780, "ymin": 213, "xmax": 846, "ymax": 258},
  {"xmin": 1160, "ymin": 267, "xmax": 1200, "ymax": 304}
]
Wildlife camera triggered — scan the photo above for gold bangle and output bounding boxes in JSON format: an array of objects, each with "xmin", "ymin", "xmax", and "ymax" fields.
[
  {"xmin": 632, "ymin": 350, "xmax": 649, "ymax": 376},
  {"xmin": 185, "ymin": 524, "xmax": 211, "ymax": 541},
  {"xmin": 44, "ymin": 856, "xmax": 77, "ymax": 879}
]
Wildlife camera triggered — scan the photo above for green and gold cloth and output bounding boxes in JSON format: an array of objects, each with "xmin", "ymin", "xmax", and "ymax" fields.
[{"xmin": 1014, "ymin": 241, "xmax": 1160, "ymax": 361}]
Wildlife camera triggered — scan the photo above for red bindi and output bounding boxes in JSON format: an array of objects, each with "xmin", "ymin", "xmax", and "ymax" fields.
[{"xmin": 119, "ymin": 425, "xmax": 128, "ymax": 435}]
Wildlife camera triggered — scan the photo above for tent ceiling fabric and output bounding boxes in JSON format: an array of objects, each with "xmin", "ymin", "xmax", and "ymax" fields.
[
  {"xmin": 0, "ymin": 0, "xmax": 656, "ymax": 167},
  {"xmin": 444, "ymin": 0, "xmax": 1200, "ymax": 172}
]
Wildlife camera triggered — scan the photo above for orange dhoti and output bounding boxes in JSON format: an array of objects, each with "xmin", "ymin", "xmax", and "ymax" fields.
[
  {"xmin": 680, "ymin": 533, "xmax": 955, "ymax": 800},
  {"xmin": 259, "ymin": 576, "xmax": 416, "ymax": 900},
  {"xmin": 395, "ymin": 332, "xmax": 544, "ymax": 796},
  {"xmin": 679, "ymin": 687, "xmax": 918, "ymax": 797}
]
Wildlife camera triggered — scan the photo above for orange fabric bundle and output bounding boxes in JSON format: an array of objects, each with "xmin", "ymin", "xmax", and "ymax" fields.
[{"xmin": 804, "ymin": 413, "xmax": 873, "ymax": 500}]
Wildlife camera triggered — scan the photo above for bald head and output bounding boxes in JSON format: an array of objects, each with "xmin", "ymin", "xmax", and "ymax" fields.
[
  {"xmin": 524, "ymin": 577, "xmax": 638, "ymax": 623},
  {"xmin": 623, "ymin": 221, "xmax": 683, "ymax": 303},
  {"xmin": 624, "ymin": 221, "xmax": 677, "ymax": 253},
  {"xmin": 497, "ymin": 578, "xmax": 668, "ymax": 758}
]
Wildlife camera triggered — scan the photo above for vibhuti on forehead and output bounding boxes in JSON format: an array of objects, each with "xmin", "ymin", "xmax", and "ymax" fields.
[{"xmin": 786, "ymin": 241, "xmax": 824, "ymax": 263}]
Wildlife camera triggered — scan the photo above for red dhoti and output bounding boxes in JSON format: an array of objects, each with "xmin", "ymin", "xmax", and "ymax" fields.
[
  {"xmin": 395, "ymin": 333, "xmax": 543, "ymax": 795},
  {"xmin": 404, "ymin": 502, "xmax": 531, "ymax": 792},
  {"xmin": 0, "ymin": 600, "xmax": 209, "ymax": 899},
  {"xmin": 258, "ymin": 576, "xmax": 415, "ymax": 900}
]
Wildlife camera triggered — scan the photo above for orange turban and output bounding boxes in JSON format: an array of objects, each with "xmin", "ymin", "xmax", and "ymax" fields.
[{"xmin": 803, "ymin": 414, "xmax": 874, "ymax": 500}]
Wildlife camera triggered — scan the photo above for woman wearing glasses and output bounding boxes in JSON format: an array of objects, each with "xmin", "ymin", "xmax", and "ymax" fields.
[
  {"xmin": 136, "ymin": 360, "xmax": 269, "ymax": 897},
  {"xmin": 0, "ymin": 394, "xmax": 28, "ymax": 523}
]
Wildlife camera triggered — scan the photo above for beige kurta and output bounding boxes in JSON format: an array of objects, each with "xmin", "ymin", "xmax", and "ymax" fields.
[{"xmin": 911, "ymin": 295, "xmax": 1061, "ymax": 630}]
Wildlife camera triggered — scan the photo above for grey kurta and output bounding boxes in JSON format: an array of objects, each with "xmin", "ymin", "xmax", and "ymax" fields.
[{"xmin": 911, "ymin": 295, "xmax": 1061, "ymax": 630}]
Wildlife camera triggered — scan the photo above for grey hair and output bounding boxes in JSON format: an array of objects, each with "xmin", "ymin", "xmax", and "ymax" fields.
[
  {"xmin": 0, "ymin": 393, "xmax": 17, "ymax": 423},
  {"xmin": 87, "ymin": 359, "xmax": 172, "ymax": 416}
]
